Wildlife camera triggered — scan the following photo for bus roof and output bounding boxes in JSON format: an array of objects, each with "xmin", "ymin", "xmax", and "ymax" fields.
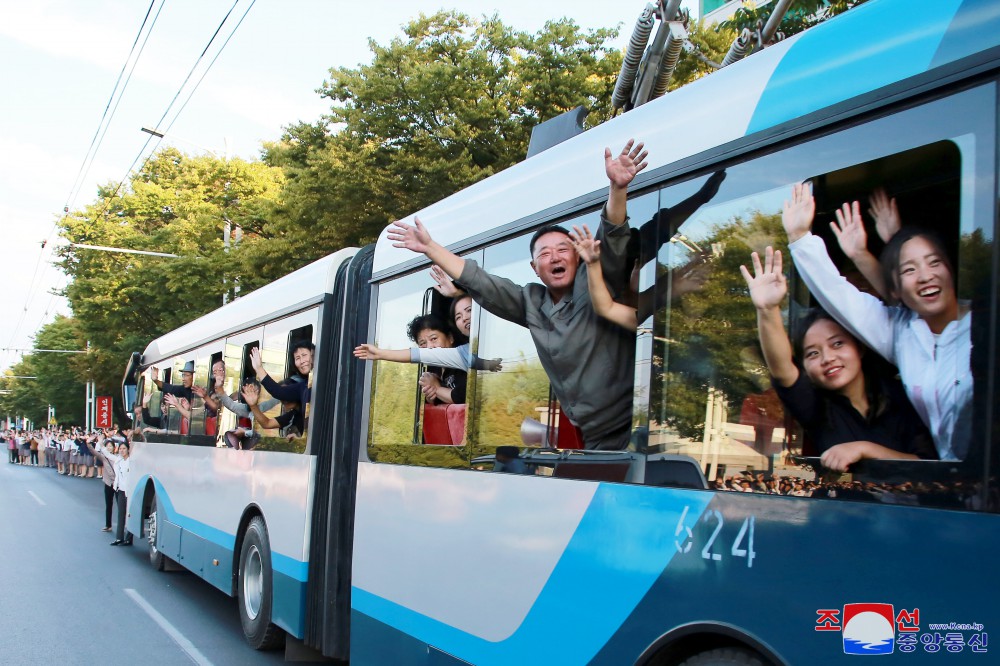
[
  {"xmin": 372, "ymin": 0, "xmax": 999, "ymax": 278},
  {"xmin": 141, "ymin": 247, "xmax": 357, "ymax": 364}
]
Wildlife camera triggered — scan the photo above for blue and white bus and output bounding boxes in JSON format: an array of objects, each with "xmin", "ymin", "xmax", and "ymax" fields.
[{"xmin": 124, "ymin": 0, "xmax": 1000, "ymax": 662}]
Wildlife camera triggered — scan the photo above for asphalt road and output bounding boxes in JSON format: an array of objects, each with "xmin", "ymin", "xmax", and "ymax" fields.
[{"xmin": 0, "ymin": 458, "xmax": 290, "ymax": 665}]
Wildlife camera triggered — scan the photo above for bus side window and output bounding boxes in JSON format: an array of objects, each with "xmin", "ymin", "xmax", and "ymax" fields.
[
  {"xmin": 643, "ymin": 86, "xmax": 992, "ymax": 507},
  {"xmin": 255, "ymin": 310, "xmax": 319, "ymax": 453},
  {"xmin": 365, "ymin": 262, "xmax": 479, "ymax": 469},
  {"xmin": 143, "ymin": 367, "xmax": 165, "ymax": 431},
  {"xmin": 286, "ymin": 324, "xmax": 313, "ymax": 381},
  {"xmin": 189, "ymin": 351, "xmax": 211, "ymax": 437},
  {"xmin": 368, "ymin": 271, "xmax": 433, "ymax": 446},
  {"xmin": 205, "ymin": 351, "xmax": 224, "ymax": 438}
]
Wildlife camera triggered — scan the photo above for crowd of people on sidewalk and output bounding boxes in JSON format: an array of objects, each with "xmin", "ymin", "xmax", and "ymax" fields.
[{"xmin": 3, "ymin": 425, "xmax": 133, "ymax": 546}]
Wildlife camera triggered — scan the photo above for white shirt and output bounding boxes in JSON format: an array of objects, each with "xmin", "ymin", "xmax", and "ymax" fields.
[
  {"xmin": 113, "ymin": 455, "xmax": 130, "ymax": 493},
  {"xmin": 789, "ymin": 233, "xmax": 972, "ymax": 460}
]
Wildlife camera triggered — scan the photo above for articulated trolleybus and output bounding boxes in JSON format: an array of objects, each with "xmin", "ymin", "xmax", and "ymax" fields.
[{"xmin": 124, "ymin": 1, "xmax": 1000, "ymax": 663}]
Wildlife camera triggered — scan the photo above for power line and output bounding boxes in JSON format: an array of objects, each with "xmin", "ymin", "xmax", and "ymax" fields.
[
  {"xmin": 158, "ymin": 0, "xmax": 257, "ymax": 138},
  {"xmin": 9, "ymin": 1, "xmax": 167, "ymax": 371},
  {"xmin": 98, "ymin": 0, "xmax": 252, "ymax": 217},
  {"xmin": 12, "ymin": 1, "xmax": 257, "ymax": 374},
  {"xmin": 63, "ymin": 0, "xmax": 165, "ymax": 214}
]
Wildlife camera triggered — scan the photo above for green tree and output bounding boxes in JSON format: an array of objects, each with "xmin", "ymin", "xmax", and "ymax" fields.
[
  {"xmin": 57, "ymin": 149, "xmax": 284, "ymax": 414},
  {"xmin": 32, "ymin": 316, "xmax": 88, "ymax": 425},
  {"xmin": 722, "ymin": 0, "xmax": 870, "ymax": 36},
  {"xmin": 0, "ymin": 317, "xmax": 89, "ymax": 426},
  {"xmin": 0, "ymin": 357, "xmax": 46, "ymax": 427},
  {"xmin": 254, "ymin": 11, "xmax": 622, "ymax": 273}
]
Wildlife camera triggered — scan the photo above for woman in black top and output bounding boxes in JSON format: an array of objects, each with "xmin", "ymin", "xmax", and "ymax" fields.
[{"xmin": 741, "ymin": 247, "xmax": 935, "ymax": 471}]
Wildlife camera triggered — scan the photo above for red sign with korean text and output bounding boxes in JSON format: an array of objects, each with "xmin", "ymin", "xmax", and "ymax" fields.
[{"xmin": 96, "ymin": 396, "xmax": 112, "ymax": 428}]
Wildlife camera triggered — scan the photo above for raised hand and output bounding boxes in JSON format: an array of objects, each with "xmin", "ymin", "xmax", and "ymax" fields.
[
  {"xmin": 820, "ymin": 441, "xmax": 866, "ymax": 472},
  {"xmin": 605, "ymin": 139, "xmax": 649, "ymax": 190},
  {"xmin": 740, "ymin": 247, "xmax": 787, "ymax": 311},
  {"xmin": 868, "ymin": 188, "xmax": 901, "ymax": 243},
  {"xmin": 387, "ymin": 216, "xmax": 434, "ymax": 254},
  {"xmin": 191, "ymin": 385, "xmax": 208, "ymax": 399},
  {"xmin": 569, "ymin": 224, "xmax": 601, "ymax": 265},
  {"xmin": 241, "ymin": 383, "xmax": 260, "ymax": 407},
  {"xmin": 163, "ymin": 393, "xmax": 180, "ymax": 408},
  {"xmin": 781, "ymin": 182, "xmax": 816, "ymax": 242},
  {"xmin": 830, "ymin": 200, "xmax": 868, "ymax": 260},
  {"xmin": 429, "ymin": 265, "xmax": 461, "ymax": 298},
  {"xmin": 249, "ymin": 347, "xmax": 264, "ymax": 374}
]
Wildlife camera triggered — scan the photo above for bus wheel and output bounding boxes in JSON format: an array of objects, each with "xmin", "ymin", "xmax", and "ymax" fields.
[
  {"xmin": 237, "ymin": 516, "xmax": 285, "ymax": 650},
  {"xmin": 147, "ymin": 494, "xmax": 166, "ymax": 571},
  {"xmin": 678, "ymin": 647, "xmax": 766, "ymax": 666}
]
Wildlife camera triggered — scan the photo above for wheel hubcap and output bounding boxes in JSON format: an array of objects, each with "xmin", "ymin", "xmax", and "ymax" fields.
[{"xmin": 243, "ymin": 544, "xmax": 263, "ymax": 620}]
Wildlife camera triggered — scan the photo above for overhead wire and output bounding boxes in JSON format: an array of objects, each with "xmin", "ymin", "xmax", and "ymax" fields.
[
  {"xmin": 6, "ymin": 1, "xmax": 166, "ymax": 371},
  {"xmin": 156, "ymin": 0, "xmax": 257, "ymax": 142},
  {"xmin": 63, "ymin": 0, "xmax": 163, "ymax": 214},
  {"xmin": 99, "ymin": 0, "xmax": 251, "ymax": 213},
  {"xmin": 8, "ymin": 0, "xmax": 257, "ymax": 372}
]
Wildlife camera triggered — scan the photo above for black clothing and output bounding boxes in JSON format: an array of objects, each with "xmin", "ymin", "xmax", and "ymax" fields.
[
  {"xmin": 159, "ymin": 382, "xmax": 194, "ymax": 402},
  {"xmin": 773, "ymin": 371, "xmax": 936, "ymax": 459},
  {"xmin": 261, "ymin": 374, "xmax": 309, "ymax": 408},
  {"xmin": 104, "ymin": 483, "xmax": 115, "ymax": 529},
  {"xmin": 114, "ymin": 490, "xmax": 128, "ymax": 541},
  {"xmin": 274, "ymin": 405, "xmax": 304, "ymax": 437},
  {"xmin": 428, "ymin": 366, "xmax": 467, "ymax": 405}
]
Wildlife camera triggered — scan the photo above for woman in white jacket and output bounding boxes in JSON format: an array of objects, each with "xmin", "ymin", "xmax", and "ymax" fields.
[{"xmin": 104, "ymin": 438, "xmax": 133, "ymax": 546}]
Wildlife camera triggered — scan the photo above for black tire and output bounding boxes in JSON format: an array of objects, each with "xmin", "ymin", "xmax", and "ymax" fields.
[
  {"xmin": 147, "ymin": 493, "xmax": 166, "ymax": 571},
  {"xmin": 678, "ymin": 647, "xmax": 766, "ymax": 666},
  {"xmin": 237, "ymin": 516, "xmax": 285, "ymax": 650}
]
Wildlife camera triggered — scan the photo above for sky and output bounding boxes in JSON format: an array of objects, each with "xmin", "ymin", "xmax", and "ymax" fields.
[{"xmin": 0, "ymin": 0, "xmax": 696, "ymax": 373}]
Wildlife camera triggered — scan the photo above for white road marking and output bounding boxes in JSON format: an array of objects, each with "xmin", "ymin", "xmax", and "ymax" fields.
[
  {"xmin": 28, "ymin": 490, "xmax": 45, "ymax": 506},
  {"xmin": 124, "ymin": 588, "xmax": 215, "ymax": 666}
]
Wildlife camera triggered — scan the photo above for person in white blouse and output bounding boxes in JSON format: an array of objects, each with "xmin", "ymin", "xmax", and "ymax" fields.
[{"xmin": 103, "ymin": 438, "xmax": 133, "ymax": 546}]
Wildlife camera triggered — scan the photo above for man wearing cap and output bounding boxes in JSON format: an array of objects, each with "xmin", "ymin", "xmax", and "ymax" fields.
[{"xmin": 151, "ymin": 361, "xmax": 195, "ymax": 402}]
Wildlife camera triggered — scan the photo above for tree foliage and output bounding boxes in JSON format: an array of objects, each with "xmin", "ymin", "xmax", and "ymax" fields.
[
  {"xmin": 56, "ymin": 150, "xmax": 284, "ymax": 415},
  {"xmin": 0, "ymin": 316, "xmax": 87, "ymax": 426},
  {"xmin": 252, "ymin": 11, "xmax": 623, "ymax": 274},
  {"xmin": 722, "ymin": 0, "xmax": 870, "ymax": 36}
]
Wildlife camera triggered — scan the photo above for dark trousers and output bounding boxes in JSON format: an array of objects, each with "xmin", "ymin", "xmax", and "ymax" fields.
[
  {"xmin": 30, "ymin": 450, "xmax": 38, "ymax": 465},
  {"xmin": 104, "ymin": 484, "xmax": 115, "ymax": 529},
  {"xmin": 8, "ymin": 449, "xmax": 15, "ymax": 463},
  {"xmin": 115, "ymin": 490, "xmax": 128, "ymax": 541}
]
